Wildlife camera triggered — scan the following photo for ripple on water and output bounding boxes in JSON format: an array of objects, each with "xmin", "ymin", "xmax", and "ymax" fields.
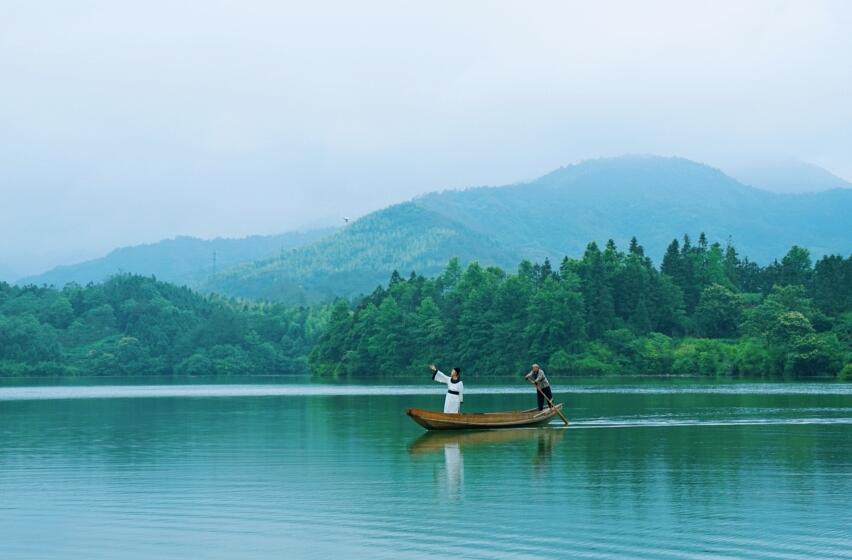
[{"xmin": 1, "ymin": 384, "xmax": 850, "ymax": 559}]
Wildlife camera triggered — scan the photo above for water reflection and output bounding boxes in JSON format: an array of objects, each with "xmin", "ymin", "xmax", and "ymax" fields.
[
  {"xmin": 1, "ymin": 386, "xmax": 850, "ymax": 560},
  {"xmin": 408, "ymin": 427, "xmax": 566, "ymax": 454},
  {"xmin": 533, "ymin": 428, "xmax": 563, "ymax": 473},
  {"xmin": 408, "ymin": 428, "xmax": 567, "ymax": 497}
]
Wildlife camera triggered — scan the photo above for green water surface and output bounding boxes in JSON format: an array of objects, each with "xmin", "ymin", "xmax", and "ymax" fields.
[{"xmin": 1, "ymin": 380, "xmax": 850, "ymax": 559}]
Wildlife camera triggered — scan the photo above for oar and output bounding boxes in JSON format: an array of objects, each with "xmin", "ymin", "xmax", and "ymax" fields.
[{"xmin": 526, "ymin": 378, "xmax": 569, "ymax": 425}]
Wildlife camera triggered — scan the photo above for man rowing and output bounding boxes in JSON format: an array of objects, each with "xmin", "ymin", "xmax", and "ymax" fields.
[
  {"xmin": 524, "ymin": 363, "xmax": 553, "ymax": 411},
  {"xmin": 429, "ymin": 364, "xmax": 463, "ymax": 413}
]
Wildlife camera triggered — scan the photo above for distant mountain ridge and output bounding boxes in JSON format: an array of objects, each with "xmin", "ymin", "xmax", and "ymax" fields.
[
  {"xmin": 20, "ymin": 156, "xmax": 852, "ymax": 303},
  {"xmin": 19, "ymin": 229, "xmax": 336, "ymax": 288},
  {"xmin": 205, "ymin": 203, "xmax": 516, "ymax": 304},
  {"xmin": 205, "ymin": 155, "xmax": 852, "ymax": 303},
  {"xmin": 724, "ymin": 159, "xmax": 852, "ymax": 193}
]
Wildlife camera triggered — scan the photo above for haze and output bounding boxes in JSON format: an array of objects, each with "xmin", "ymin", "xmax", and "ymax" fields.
[{"xmin": 2, "ymin": 0, "xmax": 851, "ymax": 278}]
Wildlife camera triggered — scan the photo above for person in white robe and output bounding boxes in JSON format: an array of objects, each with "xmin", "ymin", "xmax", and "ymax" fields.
[{"xmin": 429, "ymin": 364, "xmax": 463, "ymax": 413}]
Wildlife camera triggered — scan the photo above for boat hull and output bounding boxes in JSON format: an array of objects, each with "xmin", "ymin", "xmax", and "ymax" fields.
[{"xmin": 406, "ymin": 404, "xmax": 564, "ymax": 430}]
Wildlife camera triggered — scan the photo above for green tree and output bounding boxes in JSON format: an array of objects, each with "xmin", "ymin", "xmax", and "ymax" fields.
[
  {"xmin": 580, "ymin": 242, "xmax": 615, "ymax": 338},
  {"xmin": 779, "ymin": 246, "xmax": 813, "ymax": 287},
  {"xmin": 524, "ymin": 277, "xmax": 585, "ymax": 361},
  {"xmin": 811, "ymin": 255, "xmax": 851, "ymax": 314},
  {"xmin": 785, "ymin": 333, "xmax": 843, "ymax": 378},
  {"xmin": 695, "ymin": 284, "xmax": 742, "ymax": 338}
]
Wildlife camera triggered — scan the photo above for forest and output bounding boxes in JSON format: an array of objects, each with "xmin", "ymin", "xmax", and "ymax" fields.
[
  {"xmin": 311, "ymin": 234, "xmax": 851, "ymax": 380},
  {"xmin": 0, "ymin": 275, "xmax": 328, "ymax": 377},
  {"xmin": 1, "ymin": 233, "xmax": 850, "ymax": 379}
]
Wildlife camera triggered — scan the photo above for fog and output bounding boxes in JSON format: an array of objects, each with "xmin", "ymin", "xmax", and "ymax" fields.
[{"xmin": 1, "ymin": 0, "xmax": 850, "ymax": 277}]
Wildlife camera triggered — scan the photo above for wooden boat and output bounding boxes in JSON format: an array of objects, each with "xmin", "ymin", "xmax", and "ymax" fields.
[{"xmin": 406, "ymin": 404, "xmax": 565, "ymax": 430}]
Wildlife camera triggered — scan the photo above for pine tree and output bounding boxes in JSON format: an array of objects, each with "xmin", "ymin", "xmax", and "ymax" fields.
[
  {"xmin": 724, "ymin": 242, "xmax": 741, "ymax": 289},
  {"xmin": 661, "ymin": 239, "xmax": 681, "ymax": 278},
  {"xmin": 413, "ymin": 296, "xmax": 445, "ymax": 364},
  {"xmin": 541, "ymin": 258, "xmax": 553, "ymax": 282},
  {"xmin": 779, "ymin": 246, "xmax": 813, "ymax": 288},
  {"xmin": 629, "ymin": 236, "xmax": 644, "ymax": 257},
  {"xmin": 629, "ymin": 295, "xmax": 653, "ymax": 335},
  {"xmin": 524, "ymin": 277, "xmax": 586, "ymax": 360},
  {"xmin": 581, "ymin": 242, "xmax": 616, "ymax": 338},
  {"xmin": 810, "ymin": 255, "xmax": 851, "ymax": 314}
]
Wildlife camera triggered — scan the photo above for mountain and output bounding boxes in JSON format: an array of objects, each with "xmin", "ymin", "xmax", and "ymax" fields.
[
  {"xmin": 205, "ymin": 156, "xmax": 852, "ymax": 303},
  {"xmin": 205, "ymin": 203, "xmax": 516, "ymax": 304},
  {"xmin": 19, "ymin": 229, "xmax": 336, "ymax": 288},
  {"xmin": 724, "ymin": 159, "xmax": 852, "ymax": 193}
]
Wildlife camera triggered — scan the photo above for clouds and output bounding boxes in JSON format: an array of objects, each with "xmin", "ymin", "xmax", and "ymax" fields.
[{"xmin": 1, "ymin": 1, "xmax": 850, "ymax": 276}]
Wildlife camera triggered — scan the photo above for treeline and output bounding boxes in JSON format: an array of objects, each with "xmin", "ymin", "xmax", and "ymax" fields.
[
  {"xmin": 311, "ymin": 234, "xmax": 851, "ymax": 379},
  {"xmin": 0, "ymin": 275, "xmax": 328, "ymax": 376},
  {"xmin": 2, "ymin": 235, "xmax": 850, "ymax": 379}
]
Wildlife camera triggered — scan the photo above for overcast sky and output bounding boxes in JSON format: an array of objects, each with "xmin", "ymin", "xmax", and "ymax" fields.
[{"xmin": 1, "ymin": 0, "xmax": 850, "ymax": 277}]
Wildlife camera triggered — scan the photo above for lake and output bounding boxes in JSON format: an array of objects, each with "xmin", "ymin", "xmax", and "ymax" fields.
[{"xmin": 1, "ymin": 379, "xmax": 850, "ymax": 559}]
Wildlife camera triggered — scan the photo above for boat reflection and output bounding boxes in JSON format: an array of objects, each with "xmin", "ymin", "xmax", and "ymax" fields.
[
  {"xmin": 408, "ymin": 428, "xmax": 567, "ymax": 497},
  {"xmin": 409, "ymin": 427, "xmax": 565, "ymax": 455}
]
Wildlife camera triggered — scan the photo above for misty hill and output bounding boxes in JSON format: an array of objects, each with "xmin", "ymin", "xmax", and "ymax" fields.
[
  {"xmin": 206, "ymin": 204, "xmax": 516, "ymax": 303},
  {"xmin": 205, "ymin": 156, "xmax": 852, "ymax": 303},
  {"xmin": 19, "ymin": 229, "xmax": 336, "ymax": 288},
  {"xmin": 725, "ymin": 159, "xmax": 852, "ymax": 193}
]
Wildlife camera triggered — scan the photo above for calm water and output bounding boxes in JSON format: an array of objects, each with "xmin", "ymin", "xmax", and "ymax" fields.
[{"xmin": 1, "ymin": 380, "xmax": 851, "ymax": 559}]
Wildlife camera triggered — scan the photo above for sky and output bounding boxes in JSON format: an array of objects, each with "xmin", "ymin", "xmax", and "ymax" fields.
[{"xmin": 1, "ymin": 0, "xmax": 850, "ymax": 278}]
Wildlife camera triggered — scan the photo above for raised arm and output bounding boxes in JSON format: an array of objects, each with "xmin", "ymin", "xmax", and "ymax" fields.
[{"xmin": 430, "ymin": 364, "xmax": 451, "ymax": 384}]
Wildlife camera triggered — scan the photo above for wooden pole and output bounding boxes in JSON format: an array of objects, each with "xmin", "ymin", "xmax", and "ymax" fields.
[{"xmin": 527, "ymin": 378, "xmax": 569, "ymax": 425}]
